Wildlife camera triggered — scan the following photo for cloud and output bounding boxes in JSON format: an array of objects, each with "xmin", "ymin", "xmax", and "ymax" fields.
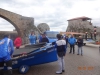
[{"xmin": 0, "ymin": 0, "xmax": 100, "ymax": 32}]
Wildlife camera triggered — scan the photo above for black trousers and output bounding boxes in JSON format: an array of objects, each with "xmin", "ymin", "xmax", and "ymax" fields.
[
  {"xmin": 69, "ymin": 44, "xmax": 75, "ymax": 53},
  {"xmin": 0, "ymin": 60, "xmax": 12, "ymax": 75}
]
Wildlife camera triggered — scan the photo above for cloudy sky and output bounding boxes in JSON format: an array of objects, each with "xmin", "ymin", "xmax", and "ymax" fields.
[{"xmin": 0, "ymin": 0, "xmax": 100, "ymax": 31}]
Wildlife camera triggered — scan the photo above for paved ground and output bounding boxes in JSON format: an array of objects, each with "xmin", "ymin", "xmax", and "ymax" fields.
[{"xmin": 13, "ymin": 45, "xmax": 100, "ymax": 75}]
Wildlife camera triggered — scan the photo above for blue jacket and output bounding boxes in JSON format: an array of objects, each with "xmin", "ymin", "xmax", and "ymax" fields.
[
  {"xmin": 68, "ymin": 37, "xmax": 76, "ymax": 45},
  {"xmin": 29, "ymin": 34, "xmax": 36, "ymax": 44},
  {"xmin": 0, "ymin": 38, "xmax": 14, "ymax": 58},
  {"xmin": 8, "ymin": 39, "xmax": 14, "ymax": 55}
]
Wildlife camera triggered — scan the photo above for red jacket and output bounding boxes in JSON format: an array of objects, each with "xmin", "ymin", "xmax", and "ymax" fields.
[{"xmin": 14, "ymin": 37, "xmax": 22, "ymax": 47}]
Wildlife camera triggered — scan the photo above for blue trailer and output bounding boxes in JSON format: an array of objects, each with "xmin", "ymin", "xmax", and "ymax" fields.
[{"xmin": 6, "ymin": 43, "xmax": 58, "ymax": 74}]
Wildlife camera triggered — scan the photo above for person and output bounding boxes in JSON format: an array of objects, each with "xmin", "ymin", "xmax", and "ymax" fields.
[
  {"xmin": 85, "ymin": 32, "xmax": 87, "ymax": 40},
  {"xmin": 62, "ymin": 34, "xmax": 66, "ymax": 40},
  {"xmin": 77, "ymin": 36, "xmax": 83, "ymax": 56},
  {"xmin": 40, "ymin": 34, "xmax": 49, "ymax": 43},
  {"xmin": 90, "ymin": 32, "xmax": 93, "ymax": 39},
  {"xmin": 55, "ymin": 34, "xmax": 66, "ymax": 74},
  {"xmin": 8, "ymin": 35, "xmax": 14, "ymax": 55},
  {"xmin": 68, "ymin": 34, "xmax": 76, "ymax": 54},
  {"xmin": 14, "ymin": 35, "xmax": 22, "ymax": 49},
  {"xmin": 38, "ymin": 33, "xmax": 42, "ymax": 43},
  {"xmin": 0, "ymin": 34, "xmax": 14, "ymax": 75},
  {"xmin": 29, "ymin": 31, "xmax": 36, "ymax": 45},
  {"xmin": 65, "ymin": 35, "xmax": 69, "ymax": 47}
]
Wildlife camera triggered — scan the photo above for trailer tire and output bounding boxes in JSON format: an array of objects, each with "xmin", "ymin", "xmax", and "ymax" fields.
[{"xmin": 19, "ymin": 65, "xmax": 30, "ymax": 74}]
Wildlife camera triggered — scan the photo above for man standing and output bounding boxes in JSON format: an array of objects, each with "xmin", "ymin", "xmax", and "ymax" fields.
[
  {"xmin": 38, "ymin": 33, "xmax": 42, "ymax": 43},
  {"xmin": 77, "ymin": 36, "xmax": 83, "ymax": 56},
  {"xmin": 29, "ymin": 31, "xmax": 36, "ymax": 45},
  {"xmin": 0, "ymin": 34, "xmax": 14, "ymax": 75},
  {"xmin": 68, "ymin": 34, "xmax": 76, "ymax": 54},
  {"xmin": 55, "ymin": 34, "xmax": 66, "ymax": 74},
  {"xmin": 40, "ymin": 34, "xmax": 49, "ymax": 43}
]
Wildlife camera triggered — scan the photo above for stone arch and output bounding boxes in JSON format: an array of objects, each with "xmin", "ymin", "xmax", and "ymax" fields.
[{"xmin": 0, "ymin": 8, "xmax": 41, "ymax": 44}]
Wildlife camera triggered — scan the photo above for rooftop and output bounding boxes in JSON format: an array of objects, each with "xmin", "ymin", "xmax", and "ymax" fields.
[{"xmin": 67, "ymin": 16, "xmax": 92, "ymax": 21}]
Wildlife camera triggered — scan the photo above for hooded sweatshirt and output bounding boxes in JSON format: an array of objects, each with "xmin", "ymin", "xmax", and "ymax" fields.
[{"xmin": 14, "ymin": 37, "xmax": 22, "ymax": 47}]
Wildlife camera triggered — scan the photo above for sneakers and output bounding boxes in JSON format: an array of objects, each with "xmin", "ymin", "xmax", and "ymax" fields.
[
  {"xmin": 56, "ymin": 71, "xmax": 62, "ymax": 74},
  {"xmin": 56, "ymin": 70, "xmax": 65, "ymax": 74}
]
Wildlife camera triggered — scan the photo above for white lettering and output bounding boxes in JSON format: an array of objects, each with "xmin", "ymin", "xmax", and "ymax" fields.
[{"xmin": 22, "ymin": 56, "xmax": 34, "ymax": 60}]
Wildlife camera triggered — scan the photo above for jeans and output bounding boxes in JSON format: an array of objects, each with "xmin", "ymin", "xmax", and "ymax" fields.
[
  {"xmin": 57, "ymin": 56, "xmax": 65, "ymax": 72},
  {"xmin": 78, "ymin": 46, "xmax": 83, "ymax": 55}
]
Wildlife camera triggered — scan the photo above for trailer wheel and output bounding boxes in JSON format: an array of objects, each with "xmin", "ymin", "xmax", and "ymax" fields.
[{"xmin": 19, "ymin": 65, "xmax": 30, "ymax": 74}]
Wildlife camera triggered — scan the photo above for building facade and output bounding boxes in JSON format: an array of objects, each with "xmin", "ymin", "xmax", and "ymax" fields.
[
  {"xmin": 66, "ymin": 16, "xmax": 100, "ymax": 41},
  {"xmin": 67, "ymin": 16, "xmax": 94, "ymax": 33}
]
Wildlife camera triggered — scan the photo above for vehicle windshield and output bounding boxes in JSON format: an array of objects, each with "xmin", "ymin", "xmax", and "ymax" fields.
[{"xmin": 46, "ymin": 32, "xmax": 59, "ymax": 39}]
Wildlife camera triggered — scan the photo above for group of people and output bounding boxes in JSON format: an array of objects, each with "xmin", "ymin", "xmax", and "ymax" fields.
[
  {"xmin": 63, "ymin": 34, "xmax": 83, "ymax": 56},
  {"xmin": 28, "ymin": 31, "xmax": 84, "ymax": 74},
  {"xmin": 55, "ymin": 34, "xmax": 84, "ymax": 74},
  {"xmin": 28, "ymin": 31, "xmax": 49, "ymax": 45},
  {"xmin": 0, "ymin": 31, "xmax": 84, "ymax": 75}
]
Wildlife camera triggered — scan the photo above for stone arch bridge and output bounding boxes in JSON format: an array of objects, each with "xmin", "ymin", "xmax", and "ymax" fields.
[{"xmin": 0, "ymin": 8, "xmax": 41, "ymax": 44}]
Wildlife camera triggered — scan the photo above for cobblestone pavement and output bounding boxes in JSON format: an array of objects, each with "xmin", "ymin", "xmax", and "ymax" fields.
[{"xmin": 13, "ymin": 46, "xmax": 100, "ymax": 75}]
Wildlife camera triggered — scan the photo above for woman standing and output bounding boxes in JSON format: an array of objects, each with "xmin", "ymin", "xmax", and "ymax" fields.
[{"xmin": 14, "ymin": 35, "xmax": 22, "ymax": 49}]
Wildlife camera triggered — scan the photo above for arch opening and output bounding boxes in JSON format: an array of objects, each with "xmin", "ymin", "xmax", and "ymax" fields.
[{"xmin": 0, "ymin": 16, "xmax": 19, "ymax": 40}]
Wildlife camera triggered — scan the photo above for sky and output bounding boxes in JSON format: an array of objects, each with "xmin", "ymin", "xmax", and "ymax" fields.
[{"xmin": 0, "ymin": 0, "xmax": 100, "ymax": 31}]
